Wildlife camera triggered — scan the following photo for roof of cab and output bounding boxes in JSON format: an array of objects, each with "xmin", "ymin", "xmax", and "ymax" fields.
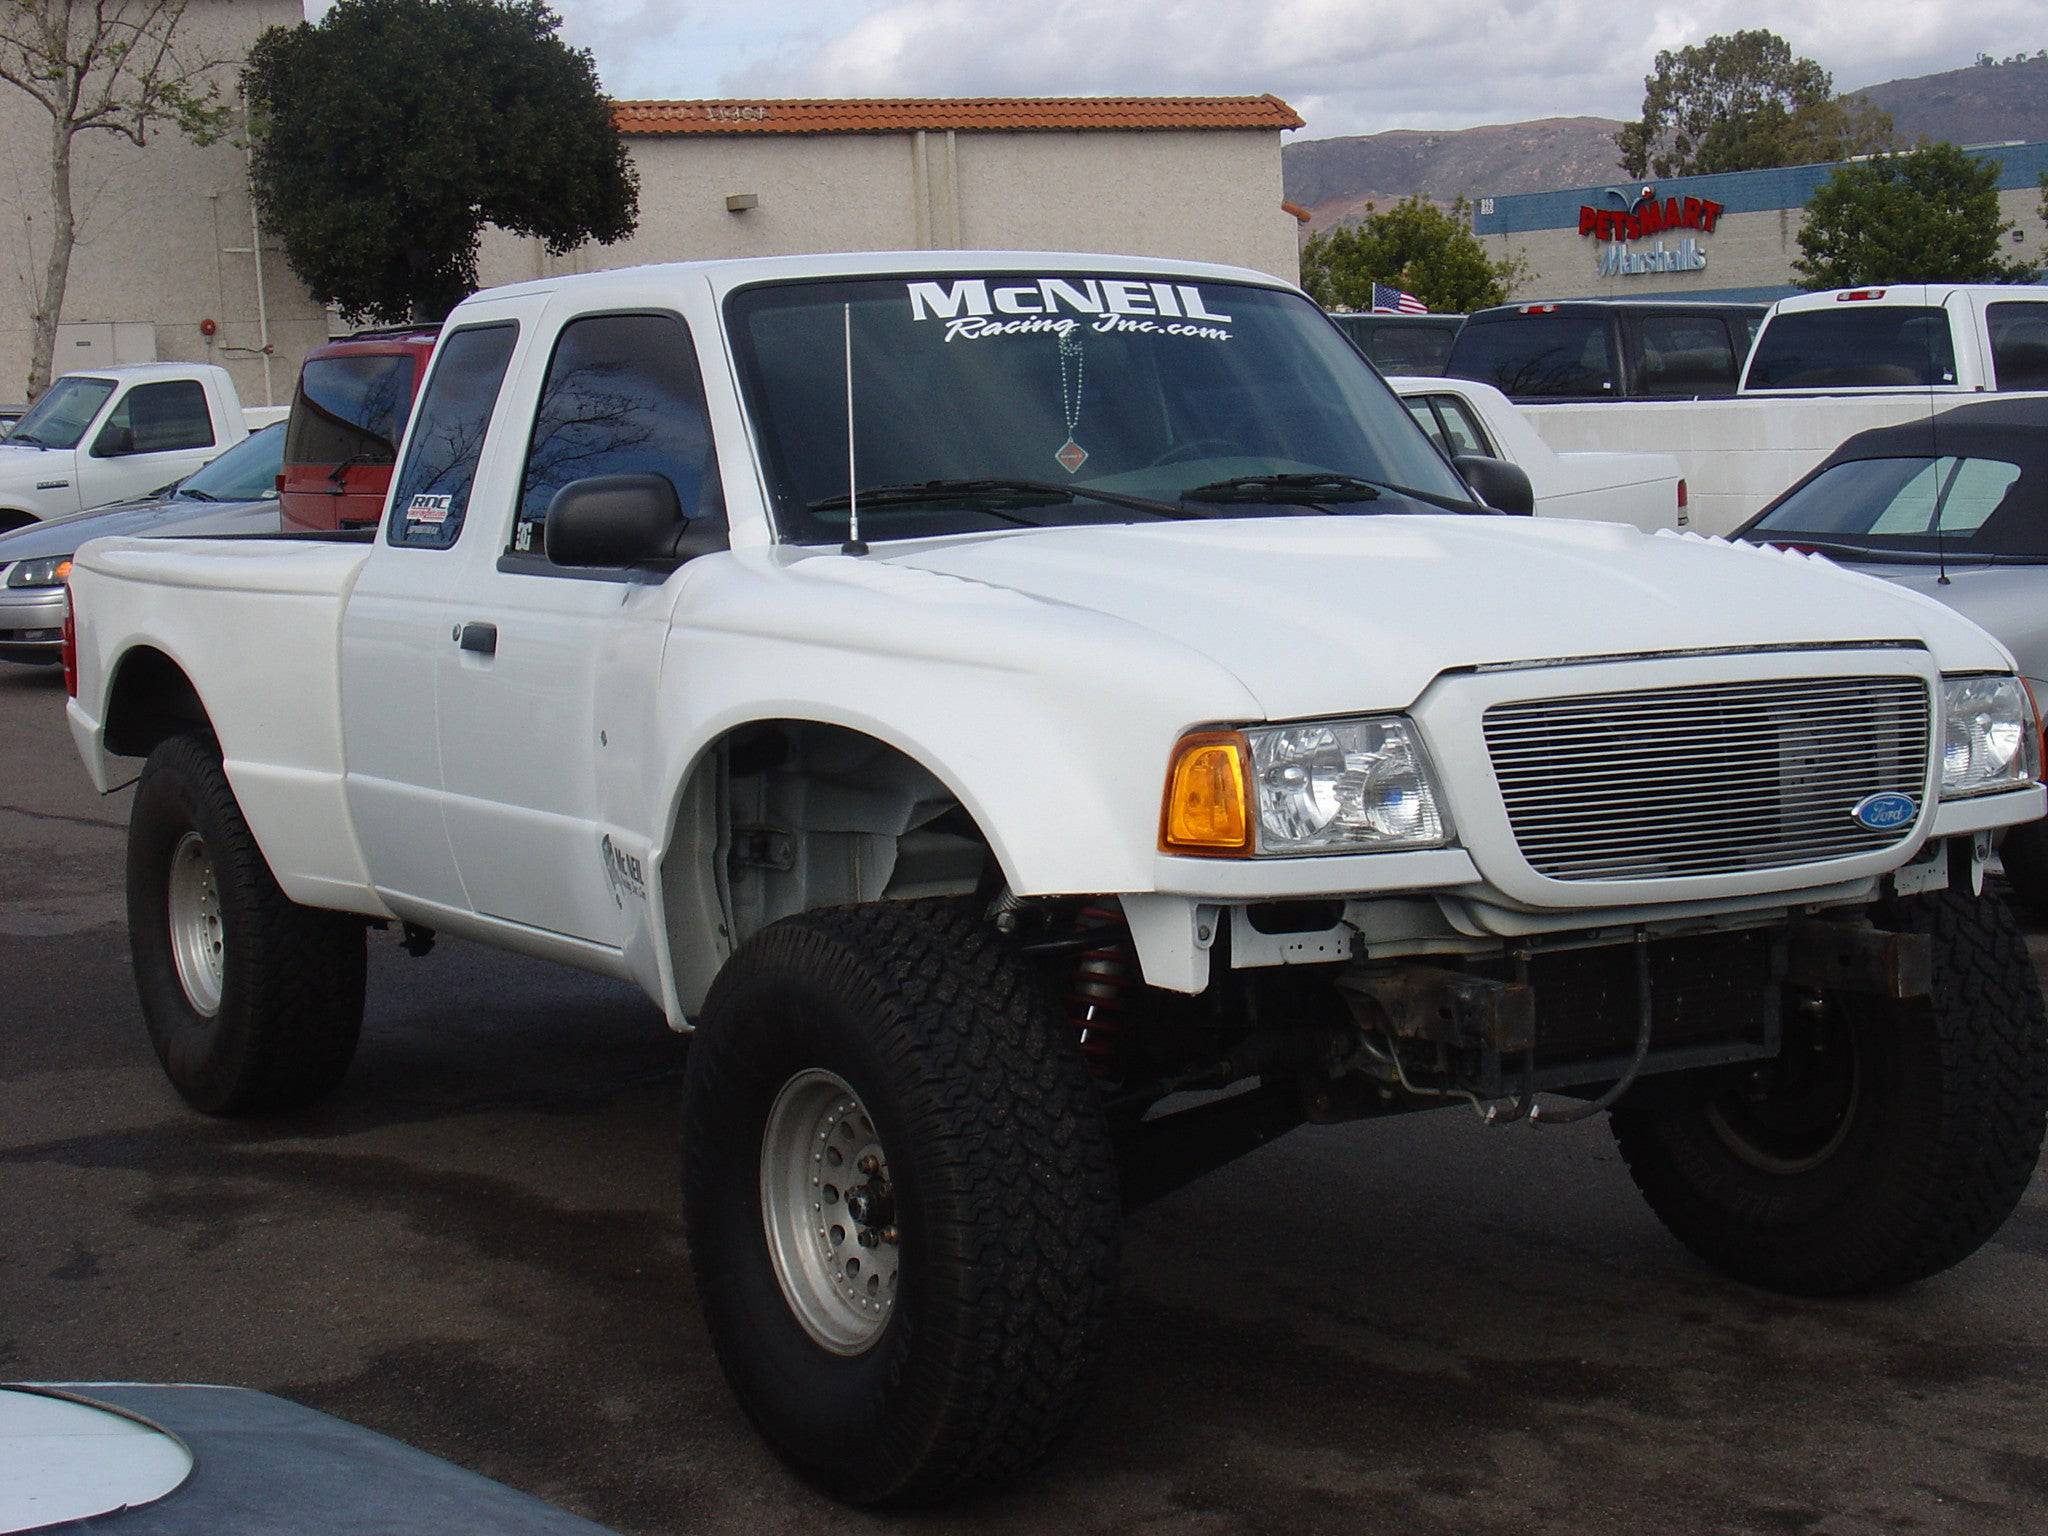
[
  {"xmin": 1768, "ymin": 284, "xmax": 2046, "ymax": 316},
  {"xmin": 458, "ymin": 250, "xmax": 1301, "ymax": 308}
]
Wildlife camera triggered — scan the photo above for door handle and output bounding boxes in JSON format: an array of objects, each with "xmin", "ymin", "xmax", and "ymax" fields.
[{"xmin": 457, "ymin": 621, "xmax": 498, "ymax": 656}]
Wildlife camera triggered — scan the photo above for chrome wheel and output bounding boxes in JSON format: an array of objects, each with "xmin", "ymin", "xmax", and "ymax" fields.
[
  {"xmin": 166, "ymin": 832, "xmax": 225, "ymax": 1017},
  {"xmin": 760, "ymin": 1068, "xmax": 899, "ymax": 1355}
]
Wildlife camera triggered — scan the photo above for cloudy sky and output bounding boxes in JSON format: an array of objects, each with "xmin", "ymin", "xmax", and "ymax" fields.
[{"xmin": 492, "ymin": 1, "xmax": 2042, "ymax": 141}]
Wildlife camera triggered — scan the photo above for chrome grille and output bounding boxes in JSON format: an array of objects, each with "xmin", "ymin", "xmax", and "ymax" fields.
[{"xmin": 1484, "ymin": 676, "xmax": 1930, "ymax": 881}]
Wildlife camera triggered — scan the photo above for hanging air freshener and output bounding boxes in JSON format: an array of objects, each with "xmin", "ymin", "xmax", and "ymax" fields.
[{"xmin": 1055, "ymin": 332, "xmax": 1087, "ymax": 473}]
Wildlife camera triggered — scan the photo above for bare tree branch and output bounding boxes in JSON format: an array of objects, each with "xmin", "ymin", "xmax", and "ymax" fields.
[{"xmin": 0, "ymin": 0, "xmax": 234, "ymax": 393}]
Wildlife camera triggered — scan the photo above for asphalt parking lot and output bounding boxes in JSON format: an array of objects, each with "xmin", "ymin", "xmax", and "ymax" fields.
[{"xmin": 4, "ymin": 659, "xmax": 2047, "ymax": 1536}]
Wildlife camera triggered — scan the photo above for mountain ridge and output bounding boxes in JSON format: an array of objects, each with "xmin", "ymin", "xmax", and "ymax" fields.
[{"xmin": 1283, "ymin": 55, "xmax": 2048, "ymax": 232}]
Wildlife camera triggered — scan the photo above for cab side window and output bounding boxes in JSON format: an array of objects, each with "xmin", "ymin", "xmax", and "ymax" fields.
[
  {"xmin": 386, "ymin": 323, "xmax": 519, "ymax": 549},
  {"xmin": 93, "ymin": 380, "xmax": 214, "ymax": 456},
  {"xmin": 511, "ymin": 312, "xmax": 724, "ymax": 557},
  {"xmin": 1988, "ymin": 302, "xmax": 2048, "ymax": 391}
]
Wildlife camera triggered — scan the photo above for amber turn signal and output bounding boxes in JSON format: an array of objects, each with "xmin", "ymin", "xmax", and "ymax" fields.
[{"xmin": 1160, "ymin": 730, "xmax": 1252, "ymax": 855}]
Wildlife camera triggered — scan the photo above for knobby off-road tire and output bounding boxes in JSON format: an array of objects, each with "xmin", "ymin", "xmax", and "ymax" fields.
[
  {"xmin": 1612, "ymin": 887, "xmax": 2048, "ymax": 1295},
  {"xmin": 128, "ymin": 732, "xmax": 366, "ymax": 1115},
  {"xmin": 680, "ymin": 898, "xmax": 1120, "ymax": 1505}
]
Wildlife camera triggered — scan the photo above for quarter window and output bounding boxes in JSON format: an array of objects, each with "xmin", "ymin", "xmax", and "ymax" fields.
[
  {"xmin": 386, "ymin": 324, "xmax": 518, "ymax": 550},
  {"xmin": 512, "ymin": 312, "xmax": 723, "ymax": 557},
  {"xmin": 93, "ymin": 380, "xmax": 214, "ymax": 456},
  {"xmin": 1633, "ymin": 315, "xmax": 1738, "ymax": 396}
]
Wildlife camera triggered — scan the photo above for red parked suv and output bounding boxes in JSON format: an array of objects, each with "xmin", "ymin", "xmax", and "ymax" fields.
[{"xmin": 279, "ymin": 325, "xmax": 439, "ymax": 532}]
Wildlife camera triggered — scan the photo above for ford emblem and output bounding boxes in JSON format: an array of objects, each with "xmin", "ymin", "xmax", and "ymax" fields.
[{"xmin": 1851, "ymin": 791, "xmax": 1917, "ymax": 831}]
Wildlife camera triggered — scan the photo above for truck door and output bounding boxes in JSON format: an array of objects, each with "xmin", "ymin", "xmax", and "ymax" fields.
[
  {"xmin": 432, "ymin": 308, "xmax": 724, "ymax": 950},
  {"xmin": 84, "ymin": 378, "xmax": 222, "ymax": 506},
  {"xmin": 339, "ymin": 320, "xmax": 524, "ymax": 918}
]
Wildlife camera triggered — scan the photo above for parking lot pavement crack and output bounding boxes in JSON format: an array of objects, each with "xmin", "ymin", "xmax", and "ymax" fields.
[{"xmin": 0, "ymin": 800, "xmax": 126, "ymax": 832}]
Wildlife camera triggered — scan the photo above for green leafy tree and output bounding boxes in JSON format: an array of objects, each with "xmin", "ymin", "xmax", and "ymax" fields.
[
  {"xmin": 1300, "ymin": 197, "xmax": 1526, "ymax": 314},
  {"xmin": 0, "ymin": 1, "xmax": 235, "ymax": 397},
  {"xmin": 245, "ymin": 0, "xmax": 638, "ymax": 323},
  {"xmin": 1616, "ymin": 29, "xmax": 1891, "ymax": 180},
  {"xmin": 1794, "ymin": 143, "xmax": 2033, "ymax": 289}
]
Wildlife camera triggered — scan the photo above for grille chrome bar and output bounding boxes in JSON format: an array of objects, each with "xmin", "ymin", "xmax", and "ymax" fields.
[{"xmin": 1485, "ymin": 676, "xmax": 1930, "ymax": 882}]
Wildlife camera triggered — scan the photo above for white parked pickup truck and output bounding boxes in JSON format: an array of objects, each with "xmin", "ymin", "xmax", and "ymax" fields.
[
  {"xmin": 61, "ymin": 253, "xmax": 2048, "ymax": 1506},
  {"xmin": 0, "ymin": 363, "xmax": 255, "ymax": 530},
  {"xmin": 1389, "ymin": 373, "xmax": 1685, "ymax": 530},
  {"xmin": 1460, "ymin": 286, "xmax": 2048, "ymax": 534}
]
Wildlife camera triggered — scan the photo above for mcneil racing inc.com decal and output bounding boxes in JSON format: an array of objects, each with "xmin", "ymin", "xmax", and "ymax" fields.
[{"xmin": 905, "ymin": 278, "xmax": 1235, "ymax": 343}]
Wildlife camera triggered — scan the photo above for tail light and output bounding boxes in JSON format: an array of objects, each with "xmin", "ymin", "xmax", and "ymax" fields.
[
  {"xmin": 61, "ymin": 584, "xmax": 78, "ymax": 698},
  {"xmin": 1676, "ymin": 479, "xmax": 1688, "ymax": 524},
  {"xmin": 1836, "ymin": 289, "xmax": 1886, "ymax": 302},
  {"xmin": 1520, "ymin": 303, "xmax": 1558, "ymax": 315}
]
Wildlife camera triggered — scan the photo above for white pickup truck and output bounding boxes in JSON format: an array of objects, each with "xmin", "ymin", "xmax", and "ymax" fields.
[
  {"xmin": 0, "ymin": 363, "xmax": 262, "ymax": 530},
  {"xmin": 61, "ymin": 253, "xmax": 2048, "ymax": 1506},
  {"xmin": 1463, "ymin": 286, "xmax": 2048, "ymax": 534},
  {"xmin": 1389, "ymin": 373, "xmax": 1685, "ymax": 530}
]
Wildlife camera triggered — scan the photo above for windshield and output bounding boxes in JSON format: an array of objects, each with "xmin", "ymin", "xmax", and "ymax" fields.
[
  {"xmin": 10, "ymin": 375, "xmax": 116, "ymax": 448},
  {"xmin": 726, "ymin": 274, "xmax": 1473, "ymax": 543},
  {"xmin": 174, "ymin": 421, "xmax": 285, "ymax": 501},
  {"xmin": 1746, "ymin": 454, "xmax": 2043, "ymax": 559}
]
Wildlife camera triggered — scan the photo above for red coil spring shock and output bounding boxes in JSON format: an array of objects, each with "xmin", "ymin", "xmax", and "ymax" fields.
[{"xmin": 1065, "ymin": 903, "xmax": 1136, "ymax": 1077}]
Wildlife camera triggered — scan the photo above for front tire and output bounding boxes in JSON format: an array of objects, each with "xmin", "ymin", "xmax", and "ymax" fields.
[
  {"xmin": 681, "ymin": 899, "xmax": 1120, "ymax": 1505},
  {"xmin": 128, "ymin": 732, "xmax": 366, "ymax": 1115},
  {"xmin": 1612, "ymin": 888, "xmax": 2048, "ymax": 1295}
]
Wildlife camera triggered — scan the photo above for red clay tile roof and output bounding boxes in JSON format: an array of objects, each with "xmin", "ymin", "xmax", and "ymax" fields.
[{"xmin": 611, "ymin": 96, "xmax": 1304, "ymax": 137}]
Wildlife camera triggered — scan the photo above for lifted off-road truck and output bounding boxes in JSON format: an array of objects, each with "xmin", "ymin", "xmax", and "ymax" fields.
[{"xmin": 61, "ymin": 253, "xmax": 2048, "ymax": 1504}]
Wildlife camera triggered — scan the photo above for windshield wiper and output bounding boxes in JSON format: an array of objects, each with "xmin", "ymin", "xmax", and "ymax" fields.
[
  {"xmin": 6, "ymin": 431, "xmax": 50, "ymax": 449},
  {"xmin": 808, "ymin": 477, "xmax": 1201, "ymax": 521},
  {"xmin": 1183, "ymin": 472, "xmax": 1383, "ymax": 506},
  {"xmin": 177, "ymin": 488, "xmax": 219, "ymax": 502}
]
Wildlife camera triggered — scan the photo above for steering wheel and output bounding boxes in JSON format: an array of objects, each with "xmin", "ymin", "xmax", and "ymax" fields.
[{"xmin": 1145, "ymin": 437, "xmax": 1242, "ymax": 468}]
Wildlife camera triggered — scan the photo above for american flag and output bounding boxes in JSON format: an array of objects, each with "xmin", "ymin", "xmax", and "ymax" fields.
[{"xmin": 1371, "ymin": 283, "xmax": 1428, "ymax": 315}]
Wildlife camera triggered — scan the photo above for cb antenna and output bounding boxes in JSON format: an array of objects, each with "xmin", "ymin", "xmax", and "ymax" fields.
[{"xmin": 841, "ymin": 302, "xmax": 867, "ymax": 557}]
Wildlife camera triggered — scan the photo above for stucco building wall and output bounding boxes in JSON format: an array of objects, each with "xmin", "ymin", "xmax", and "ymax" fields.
[
  {"xmin": 479, "ymin": 126, "xmax": 1300, "ymax": 287},
  {"xmin": 0, "ymin": 0, "xmax": 324, "ymax": 407}
]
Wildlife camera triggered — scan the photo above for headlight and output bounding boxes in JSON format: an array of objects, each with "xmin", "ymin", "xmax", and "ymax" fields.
[
  {"xmin": 1246, "ymin": 718, "xmax": 1448, "ymax": 853},
  {"xmin": 5, "ymin": 555, "xmax": 72, "ymax": 588},
  {"xmin": 1941, "ymin": 675, "xmax": 2039, "ymax": 798}
]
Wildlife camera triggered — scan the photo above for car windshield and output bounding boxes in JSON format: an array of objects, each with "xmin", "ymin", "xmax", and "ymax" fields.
[
  {"xmin": 173, "ymin": 421, "xmax": 285, "ymax": 502},
  {"xmin": 9, "ymin": 375, "xmax": 116, "ymax": 448},
  {"xmin": 726, "ymin": 274, "xmax": 1473, "ymax": 543},
  {"xmin": 1746, "ymin": 454, "xmax": 2044, "ymax": 559}
]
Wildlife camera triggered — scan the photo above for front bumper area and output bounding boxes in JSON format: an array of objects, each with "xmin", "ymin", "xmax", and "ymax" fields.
[{"xmin": 0, "ymin": 583, "xmax": 65, "ymax": 663}]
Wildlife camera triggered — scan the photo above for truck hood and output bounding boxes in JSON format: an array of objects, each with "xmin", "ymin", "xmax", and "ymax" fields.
[
  {"xmin": 885, "ymin": 516, "xmax": 2012, "ymax": 718},
  {"xmin": 0, "ymin": 441, "xmax": 68, "ymax": 483}
]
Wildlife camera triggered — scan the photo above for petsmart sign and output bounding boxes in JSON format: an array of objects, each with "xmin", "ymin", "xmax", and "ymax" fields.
[{"xmin": 1580, "ymin": 185, "xmax": 1724, "ymax": 278}]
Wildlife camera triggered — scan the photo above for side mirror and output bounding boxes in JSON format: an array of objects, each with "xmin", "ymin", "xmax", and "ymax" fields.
[
  {"xmin": 1453, "ymin": 454, "xmax": 1535, "ymax": 516},
  {"xmin": 545, "ymin": 473, "xmax": 687, "ymax": 568}
]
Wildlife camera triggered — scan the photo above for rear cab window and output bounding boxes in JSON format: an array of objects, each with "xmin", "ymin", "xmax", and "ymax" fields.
[
  {"xmin": 1448, "ymin": 312, "xmax": 1615, "ymax": 398},
  {"xmin": 1745, "ymin": 307, "xmax": 1958, "ymax": 390},
  {"xmin": 386, "ymin": 324, "xmax": 519, "ymax": 549}
]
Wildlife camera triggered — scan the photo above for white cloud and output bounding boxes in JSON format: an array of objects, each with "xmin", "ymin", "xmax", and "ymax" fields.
[{"xmin": 319, "ymin": 1, "xmax": 2046, "ymax": 141}]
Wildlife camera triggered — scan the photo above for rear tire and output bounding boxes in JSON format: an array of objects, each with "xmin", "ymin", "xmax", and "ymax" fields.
[
  {"xmin": 1612, "ymin": 888, "xmax": 2048, "ymax": 1295},
  {"xmin": 128, "ymin": 732, "xmax": 366, "ymax": 1115},
  {"xmin": 681, "ymin": 898, "xmax": 1119, "ymax": 1505}
]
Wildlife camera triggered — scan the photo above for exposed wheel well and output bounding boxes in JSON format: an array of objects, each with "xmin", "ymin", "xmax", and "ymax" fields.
[
  {"xmin": 0, "ymin": 510, "xmax": 34, "ymax": 534},
  {"xmin": 103, "ymin": 647, "xmax": 213, "ymax": 758},
  {"xmin": 661, "ymin": 720, "xmax": 998, "ymax": 1016}
]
